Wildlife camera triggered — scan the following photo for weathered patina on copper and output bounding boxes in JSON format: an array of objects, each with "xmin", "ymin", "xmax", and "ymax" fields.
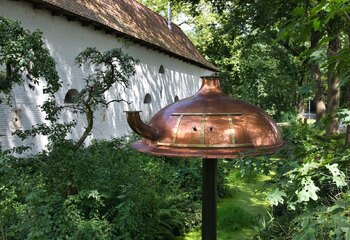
[{"xmin": 125, "ymin": 76, "xmax": 283, "ymax": 158}]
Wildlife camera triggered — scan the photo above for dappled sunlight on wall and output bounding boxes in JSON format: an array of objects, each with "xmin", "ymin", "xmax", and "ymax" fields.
[
  {"xmin": 0, "ymin": 0, "xmax": 213, "ymax": 154},
  {"xmin": 1, "ymin": 85, "xmax": 49, "ymax": 155}
]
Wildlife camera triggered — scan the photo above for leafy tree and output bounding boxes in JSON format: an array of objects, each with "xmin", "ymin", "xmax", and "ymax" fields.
[
  {"xmin": 137, "ymin": 0, "xmax": 192, "ymax": 24},
  {"xmin": 171, "ymin": 0, "xmax": 350, "ymax": 132},
  {"xmin": 0, "ymin": 16, "xmax": 66, "ymax": 152},
  {"xmin": 1, "ymin": 16, "xmax": 138, "ymax": 151},
  {"xmin": 72, "ymin": 47, "xmax": 138, "ymax": 148},
  {"xmin": 277, "ymin": 1, "xmax": 328, "ymax": 121},
  {"xmin": 237, "ymin": 34, "xmax": 301, "ymax": 117},
  {"xmin": 0, "ymin": 16, "xmax": 75, "ymax": 152},
  {"xmin": 0, "ymin": 16, "xmax": 60, "ymax": 106},
  {"xmin": 281, "ymin": 0, "xmax": 350, "ymax": 134},
  {"xmin": 169, "ymin": 0, "xmax": 304, "ymax": 117}
]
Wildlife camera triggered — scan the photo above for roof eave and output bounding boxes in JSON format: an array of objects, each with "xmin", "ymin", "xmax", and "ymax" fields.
[{"xmin": 25, "ymin": 0, "xmax": 219, "ymax": 72}]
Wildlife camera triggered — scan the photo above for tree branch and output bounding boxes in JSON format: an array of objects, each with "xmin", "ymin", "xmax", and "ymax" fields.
[
  {"xmin": 177, "ymin": 19, "xmax": 194, "ymax": 26},
  {"xmin": 344, "ymin": 11, "xmax": 350, "ymax": 22},
  {"xmin": 62, "ymin": 104, "xmax": 85, "ymax": 112},
  {"xmin": 97, "ymin": 99, "xmax": 132, "ymax": 106}
]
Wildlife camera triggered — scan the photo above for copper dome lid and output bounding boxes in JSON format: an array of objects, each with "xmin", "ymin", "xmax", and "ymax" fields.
[{"xmin": 125, "ymin": 76, "xmax": 283, "ymax": 158}]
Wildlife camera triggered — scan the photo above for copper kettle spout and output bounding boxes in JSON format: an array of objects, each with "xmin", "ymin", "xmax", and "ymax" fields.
[{"xmin": 124, "ymin": 111, "xmax": 159, "ymax": 141}]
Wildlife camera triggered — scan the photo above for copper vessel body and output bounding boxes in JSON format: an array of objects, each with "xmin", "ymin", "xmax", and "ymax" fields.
[{"xmin": 125, "ymin": 76, "xmax": 283, "ymax": 158}]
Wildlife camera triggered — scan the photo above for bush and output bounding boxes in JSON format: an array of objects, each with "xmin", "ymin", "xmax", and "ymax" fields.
[
  {"xmin": 2, "ymin": 137, "xmax": 232, "ymax": 239},
  {"xmin": 276, "ymin": 111, "xmax": 299, "ymax": 123},
  {"xmin": 249, "ymin": 122, "xmax": 350, "ymax": 239}
]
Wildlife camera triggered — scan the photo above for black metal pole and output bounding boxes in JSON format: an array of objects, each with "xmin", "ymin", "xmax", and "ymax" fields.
[{"xmin": 202, "ymin": 158, "xmax": 217, "ymax": 240}]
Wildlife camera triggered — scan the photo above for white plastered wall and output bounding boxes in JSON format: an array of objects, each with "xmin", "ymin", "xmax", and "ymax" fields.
[{"xmin": 0, "ymin": 0, "xmax": 212, "ymax": 154}]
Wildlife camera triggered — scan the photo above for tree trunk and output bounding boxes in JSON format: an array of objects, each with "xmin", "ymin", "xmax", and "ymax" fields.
[
  {"xmin": 347, "ymin": 79, "xmax": 350, "ymax": 108},
  {"xmin": 297, "ymin": 64, "xmax": 306, "ymax": 119},
  {"xmin": 326, "ymin": 32, "xmax": 341, "ymax": 135},
  {"xmin": 314, "ymin": 66, "xmax": 326, "ymax": 121},
  {"xmin": 346, "ymin": 31, "xmax": 350, "ymax": 146},
  {"xmin": 310, "ymin": 31, "xmax": 326, "ymax": 122},
  {"xmin": 75, "ymin": 105, "xmax": 94, "ymax": 148},
  {"xmin": 298, "ymin": 97, "xmax": 305, "ymax": 119}
]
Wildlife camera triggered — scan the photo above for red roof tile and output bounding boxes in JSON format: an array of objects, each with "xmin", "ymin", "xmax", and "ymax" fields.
[{"xmin": 30, "ymin": 0, "xmax": 217, "ymax": 71}]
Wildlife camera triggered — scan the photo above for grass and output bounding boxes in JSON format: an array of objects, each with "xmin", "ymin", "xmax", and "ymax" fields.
[{"xmin": 175, "ymin": 170, "xmax": 271, "ymax": 240}]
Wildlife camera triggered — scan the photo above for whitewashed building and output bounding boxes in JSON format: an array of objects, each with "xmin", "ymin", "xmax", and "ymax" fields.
[{"xmin": 0, "ymin": 0, "xmax": 216, "ymax": 153}]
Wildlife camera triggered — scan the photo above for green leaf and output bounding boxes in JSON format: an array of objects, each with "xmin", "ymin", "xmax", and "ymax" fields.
[
  {"xmin": 325, "ymin": 164, "xmax": 347, "ymax": 187},
  {"xmin": 312, "ymin": 18, "xmax": 321, "ymax": 31},
  {"xmin": 337, "ymin": 109, "xmax": 350, "ymax": 125},
  {"xmin": 296, "ymin": 177, "xmax": 320, "ymax": 202},
  {"xmin": 267, "ymin": 188, "xmax": 287, "ymax": 206},
  {"xmin": 292, "ymin": 6, "xmax": 305, "ymax": 17},
  {"xmin": 310, "ymin": 49, "xmax": 325, "ymax": 62},
  {"xmin": 327, "ymin": 202, "xmax": 343, "ymax": 213},
  {"xmin": 311, "ymin": 1, "xmax": 327, "ymax": 15},
  {"xmin": 293, "ymin": 224, "xmax": 317, "ymax": 240},
  {"xmin": 299, "ymin": 162, "xmax": 319, "ymax": 175}
]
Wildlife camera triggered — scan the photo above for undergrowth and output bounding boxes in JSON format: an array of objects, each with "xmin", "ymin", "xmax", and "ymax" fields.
[{"xmin": 0, "ymin": 137, "xmax": 229, "ymax": 240}]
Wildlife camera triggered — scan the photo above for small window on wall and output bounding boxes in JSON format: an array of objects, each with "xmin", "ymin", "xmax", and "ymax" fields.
[
  {"xmin": 159, "ymin": 65, "xmax": 165, "ymax": 74},
  {"xmin": 174, "ymin": 95, "xmax": 179, "ymax": 102},
  {"xmin": 12, "ymin": 108, "xmax": 22, "ymax": 130},
  {"xmin": 64, "ymin": 89, "xmax": 79, "ymax": 104},
  {"xmin": 144, "ymin": 93, "xmax": 152, "ymax": 104}
]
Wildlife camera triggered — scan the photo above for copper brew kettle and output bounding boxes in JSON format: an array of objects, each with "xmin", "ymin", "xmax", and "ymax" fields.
[{"xmin": 125, "ymin": 76, "xmax": 283, "ymax": 158}]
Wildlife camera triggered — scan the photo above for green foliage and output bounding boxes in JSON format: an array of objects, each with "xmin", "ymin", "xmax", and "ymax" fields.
[
  {"xmin": 73, "ymin": 47, "xmax": 138, "ymax": 148},
  {"xmin": 0, "ymin": 16, "xmax": 60, "ymax": 104},
  {"xmin": 278, "ymin": 111, "xmax": 300, "ymax": 123},
  {"xmin": 0, "ymin": 16, "xmax": 74, "ymax": 153},
  {"xmin": 1, "ymin": 16, "xmax": 139, "ymax": 151},
  {"xmin": 218, "ymin": 205, "xmax": 257, "ymax": 232},
  {"xmin": 258, "ymin": 125, "xmax": 346, "ymax": 211},
  {"xmin": 150, "ymin": 0, "xmax": 304, "ymax": 117},
  {"xmin": 241, "ymin": 123, "xmax": 350, "ymax": 239},
  {"xmin": 0, "ymin": 137, "xmax": 231, "ymax": 239},
  {"xmin": 74, "ymin": 47, "xmax": 138, "ymax": 109},
  {"xmin": 337, "ymin": 108, "xmax": 350, "ymax": 125},
  {"xmin": 236, "ymin": 35, "xmax": 302, "ymax": 117},
  {"xmin": 14, "ymin": 122, "xmax": 77, "ymax": 149},
  {"xmin": 291, "ymin": 198, "xmax": 350, "ymax": 240},
  {"xmin": 268, "ymin": 188, "xmax": 287, "ymax": 206},
  {"xmin": 137, "ymin": 0, "xmax": 189, "ymax": 19},
  {"xmin": 163, "ymin": 0, "xmax": 350, "ymax": 127}
]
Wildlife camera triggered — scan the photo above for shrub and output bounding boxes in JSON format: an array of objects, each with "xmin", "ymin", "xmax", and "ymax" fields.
[
  {"xmin": 0, "ymin": 137, "xmax": 232, "ymax": 239},
  {"xmin": 249, "ymin": 123, "xmax": 350, "ymax": 239}
]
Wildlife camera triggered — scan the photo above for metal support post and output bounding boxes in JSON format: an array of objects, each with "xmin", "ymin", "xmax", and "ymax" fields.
[{"xmin": 202, "ymin": 158, "xmax": 217, "ymax": 240}]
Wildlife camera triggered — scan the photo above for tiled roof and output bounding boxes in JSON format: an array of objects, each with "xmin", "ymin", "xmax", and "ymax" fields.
[{"xmin": 29, "ymin": 0, "xmax": 217, "ymax": 71}]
